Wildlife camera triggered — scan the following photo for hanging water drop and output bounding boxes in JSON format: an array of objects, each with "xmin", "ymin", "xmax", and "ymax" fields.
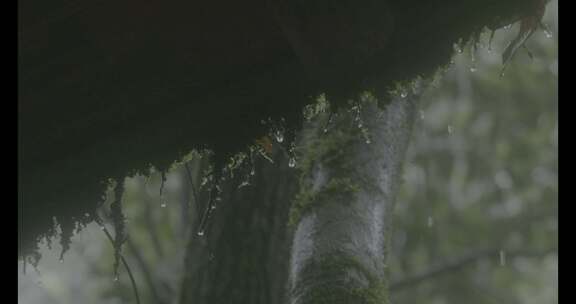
[
  {"xmin": 274, "ymin": 129, "xmax": 284, "ymax": 143},
  {"xmin": 470, "ymin": 66, "xmax": 477, "ymax": 73},
  {"xmin": 541, "ymin": 23, "xmax": 553, "ymax": 38},
  {"xmin": 238, "ymin": 181, "xmax": 250, "ymax": 188},
  {"xmin": 419, "ymin": 110, "xmax": 425, "ymax": 120},
  {"xmin": 453, "ymin": 43, "xmax": 463, "ymax": 54},
  {"xmin": 288, "ymin": 157, "xmax": 296, "ymax": 168},
  {"xmin": 159, "ymin": 172, "xmax": 167, "ymax": 208},
  {"xmin": 114, "ymin": 275, "xmax": 119, "ymax": 282},
  {"xmin": 447, "ymin": 125, "xmax": 454, "ymax": 134},
  {"xmin": 59, "ymin": 258, "xmax": 64, "ymax": 263},
  {"xmin": 400, "ymin": 90, "xmax": 408, "ymax": 98},
  {"xmin": 197, "ymin": 230, "xmax": 205, "ymax": 236}
]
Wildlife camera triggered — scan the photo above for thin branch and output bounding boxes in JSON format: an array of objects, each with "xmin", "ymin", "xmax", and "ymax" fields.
[
  {"xmin": 94, "ymin": 214, "xmax": 141, "ymax": 304},
  {"xmin": 390, "ymin": 246, "xmax": 557, "ymax": 291},
  {"xmin": 184, "ymin": 162, "xmax": 202, "ymax": 221},
  {"xmin": 126, "ymin": 237, "xmax": 169, "ymax": 304}
]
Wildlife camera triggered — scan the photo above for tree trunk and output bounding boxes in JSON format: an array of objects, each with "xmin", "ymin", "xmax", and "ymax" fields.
[
  {"xmin": 178, "ymin": 149, "xmax": 297, "ymax": 304},
  {"xmin": 287, "ymin": 95, "xmax": 417, "ymax": 304}
]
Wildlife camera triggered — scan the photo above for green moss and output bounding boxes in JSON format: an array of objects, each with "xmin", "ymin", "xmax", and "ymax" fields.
[
  {"xmin": 288, "ymin": 99, "xmax": 367, "ymax": 226},
  {"xmin": 289, "ymin": 177, "xmax": 360, "ymax": 226},
  {"xmin": 292, "ymin": 254, "xmax": 389, "ymax": 304}
]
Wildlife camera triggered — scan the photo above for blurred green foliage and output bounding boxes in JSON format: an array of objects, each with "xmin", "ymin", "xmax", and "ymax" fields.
[{"xmin": 390, "ymin": 2, "xmax": 557, "ymax": 303}]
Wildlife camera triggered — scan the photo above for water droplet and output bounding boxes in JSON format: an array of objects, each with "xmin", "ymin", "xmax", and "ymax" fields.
[
  {"xmin": 419, "ymin": 110, "xmax": 425, "ymax": 120},
  {"xmin": 210, "ymin": 205, "xmax": 217, "ymax": 211},
  {"xmin": 454, "ymin": 43, "xmax": 463, "ymax": 54},
  {"xmin": 84, "ymin": 212, "xmax": 90, "ymax": 218},
  {"xmin": 197, "ymin": 230, "xmax": 205, "ymax": 236},
  {"xmin": 499, "ymin": 250, "xmax": 506, "ymax": 266},
  {"xmin": 447, "ymin": 125, "xmax": 453, "ymax": 134},
  {"xmin": 114, "ymin": 275, "xmax": 119, "ymax": 282},
  {"xmin": 250, "ymin": 168, "xmax": 255, "ymax": 176},
  {"xmin": 427, "ymin": 216, "xmax": 434, "ymax": 227},
  {"xmin": 274, "ymin": 130, "xmax": 284, "ymax": 143},
  {"xmin": 59, "ymin": 258, "xmax": 64, "ymax": 263},
  {"xmin": 323, "ymin": 128, "xmax": 329, "ymax": 133},
  {"xmin": 400, "ymin": 90, "xmax": 408, "ymax": 98},
  {"xmin": 541, "ymin": 23, "xmax": 553, "ymax": 38},
  {"xmin": 288, "ymin": 158, "xmax": 296, "ymax": 168},
  {"xmin": 238, "ymin": 181, "xmax": 250, "ymax": 188},
  {"xmin": 470, "ymin": 65, "xmax": 477, "ymax": 73},
  {"xmin": 365, "ymin": 139, "xmax": 371, "ymax": 144},
  {"xmin": 161, "ymin": 202, "xmax": 167, "ymax": 208}
]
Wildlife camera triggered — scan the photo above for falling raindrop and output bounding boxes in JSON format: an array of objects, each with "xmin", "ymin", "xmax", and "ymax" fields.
[
  {"xmin": 499, "ymin": 250, "xmax": 506, "ymax": 266},
  {"xmin": 427, "ymin": 216, "xmax": 434, "ymax": 227},
  {"xmin": 288, "ymin": 157, "xmax": 296, "ymax": 168}
]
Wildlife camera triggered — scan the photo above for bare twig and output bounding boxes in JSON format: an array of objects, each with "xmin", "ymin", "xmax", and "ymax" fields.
[
  {"xmin": 94, "ymin": 214, "xmax": 141, "ymax": 304},
  {"xmin": 390, "ymin": 246, "xmax": 557, "ymax": 291}
]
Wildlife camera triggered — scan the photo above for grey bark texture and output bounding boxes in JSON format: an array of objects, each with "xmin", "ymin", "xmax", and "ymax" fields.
[
  {"xmin": 288, "ymin": 95, "xmax": 418, "ymax": 304},
  {"xmin": 178, "ymin": 150, "xmax": 297, "ymax": 304}
]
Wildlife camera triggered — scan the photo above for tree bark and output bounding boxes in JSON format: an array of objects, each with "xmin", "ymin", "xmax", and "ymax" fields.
[
  {"xmin": 288, "ymin": 95, "xmax": 417, "ymax": 304},
  {"xmin": 178, "ymin": 149, "xmax": 297, "ymax": 304}
]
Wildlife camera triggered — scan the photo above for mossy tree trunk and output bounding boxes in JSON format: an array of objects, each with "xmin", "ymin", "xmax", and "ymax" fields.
[
  {"xmin": 288, "ymin": 95, "xmax": 417, "ymax": 304},
  {"xmin": 178, "ymin": 149, "xmax": 297, "ymax": 304}
]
